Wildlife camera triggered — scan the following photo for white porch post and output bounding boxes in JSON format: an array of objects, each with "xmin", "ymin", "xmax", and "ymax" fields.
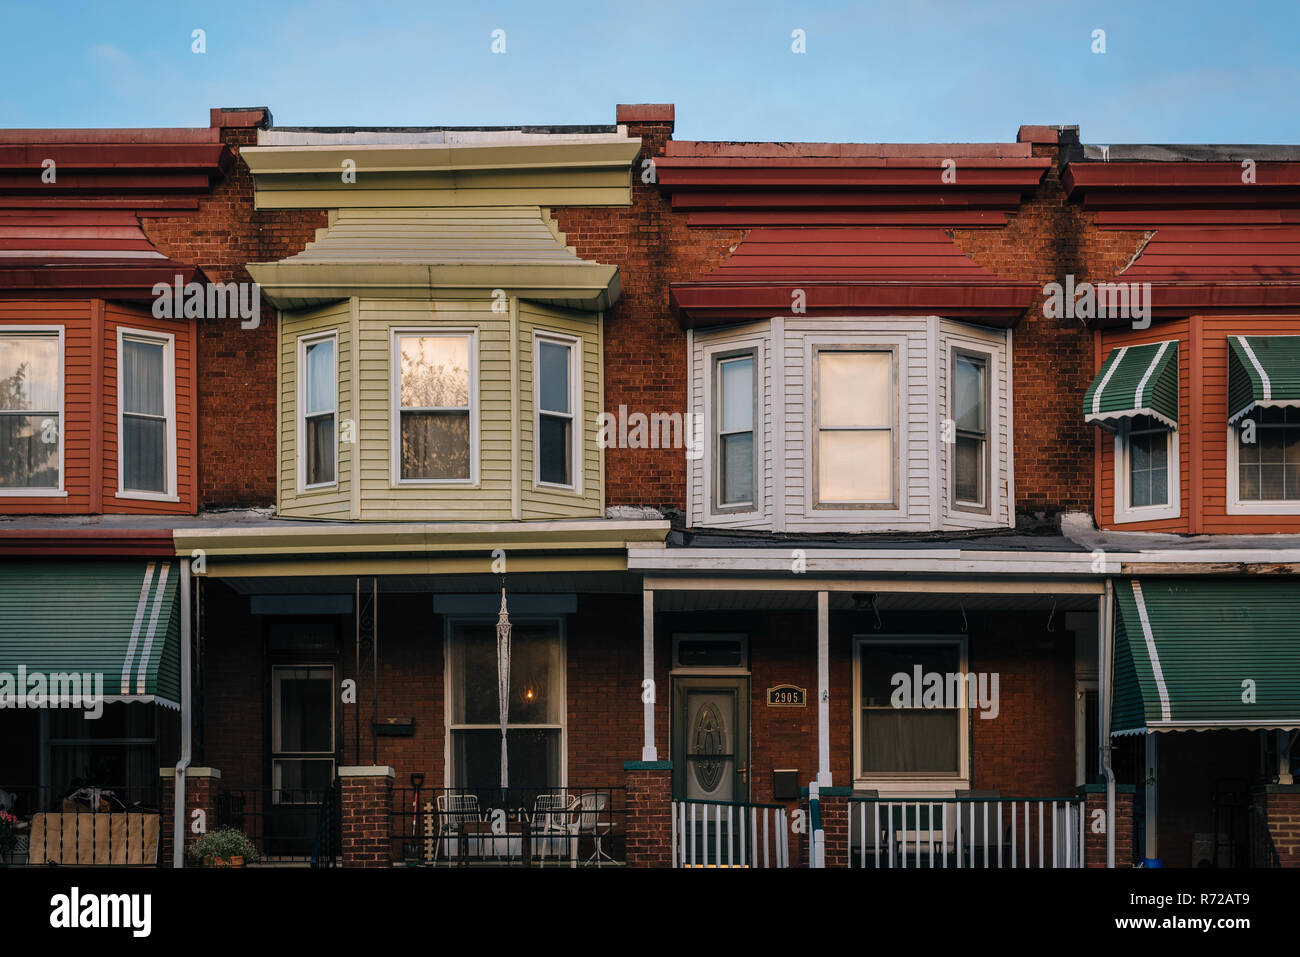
[
  {"xmin": 642, "ymin": 585, "xmax": 657, "ymax": 762},
  {"xmin": 1144, "ymin": 733, "xmax": 1158, "ymax": 863},
  {"xmin": 1278, "ymin": 730, "xmax": 1294, "ymax": 786},
  {"xmin": 817, "ymin": 590, "xmax": 831, "ymax": 786}
]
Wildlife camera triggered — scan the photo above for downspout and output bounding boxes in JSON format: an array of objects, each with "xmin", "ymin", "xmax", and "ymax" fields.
[
  {"xmin": 1101, "ymin": 576, "xmax": 1116, "ymax": 868},
  {"xmin": 173, "ymin": 559, "xmax": 193, "ymax": 868}
]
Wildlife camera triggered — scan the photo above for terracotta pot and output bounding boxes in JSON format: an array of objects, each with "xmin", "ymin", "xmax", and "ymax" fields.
[{"xmin": 203, "ymin": 854, "xmax": 246, "ymax": 868}]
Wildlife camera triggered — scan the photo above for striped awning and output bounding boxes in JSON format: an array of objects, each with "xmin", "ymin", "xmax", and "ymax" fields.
[
  {"xmin": 0, "ymin": 561, "xmax": 180, "ymax": 709},
  {"xmin": 1112, "ymin": 578, "xmax": 1300, "ymax": 735},
  {"xmin": 1083, "ymin": 341, "xmax": 1179, "ymax": 430},
  {"xmin": 1227, "ymin": 335, "xmax": 1300, "ymax": 423}
]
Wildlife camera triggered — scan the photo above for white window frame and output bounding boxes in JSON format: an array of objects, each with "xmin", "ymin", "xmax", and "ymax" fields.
[
  {"xmin": 1074, "ymin": 679, "xmax": 1099, "ymax": 788},
  {"xmin": 950, "ymin": 347, "xmax": 991, "ymax": 513},
  {"xmin": 270, "ymin": 664, "xmax": 336, "ymax": 805},
  {"xmin": 1226, "ymin": 410, "xmax": 1300, "ymax": 515},
  {"xmin": 811, "ymin": 342, "xmax": 900, "ymax": 511},
  {"xmin": 442, "ymin": 616, "xmax": 567, "ymax": 789},
  {"xmin": 0, "ymin": 325, "xmax": 66, "ymax": 497},
  {"xmin": 532, "ymin": 330, "xmax": 582, "ymax": 493},
  {"xmin": 297, "ymin": 330, "xmax": 338, "ymax": 493},
  {"xmin": 115, "ymin": 327, "xmax": 177, "ymax": 502},
  {"xmin": 390, "ymin": 328, "xmax": 478, "ymax": 487},
  {"xmin": 852, "ymin": 634, "xmax": 971, "ymax": 794},
  {"xmin": 1113, "ymin": 417, "xmax": 1179, "ymax": 523},
  {"xmin": 711, "ymin": 348, "xmax": 759, "ymax": 513}
]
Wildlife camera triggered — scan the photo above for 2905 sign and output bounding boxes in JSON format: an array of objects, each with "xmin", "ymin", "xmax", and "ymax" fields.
[{"xmin": 767, "ymin": 685, "xmax": 806, "ymax": 707}]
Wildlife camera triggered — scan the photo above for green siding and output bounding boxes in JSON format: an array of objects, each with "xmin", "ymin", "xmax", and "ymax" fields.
[
  {"xmin": 1113, "ymin": 578, "xmax": 1300, "ymax": 732},
  {"xmin": 0, "ymin": 560, "xmax": 180, "ymax": 704},
  {"xmin": 1084, "ymin": 341, "xmax": 1179, "ymax": 429}
]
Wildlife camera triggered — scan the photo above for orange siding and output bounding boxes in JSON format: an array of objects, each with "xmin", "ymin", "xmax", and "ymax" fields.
[
  {"xmin": 1097, "ymin": 314, "xmax": 1300, "ymax": 533},
  {"xmin": 0, "ymin": 299, "xmax": 195, "ymax": 516}
]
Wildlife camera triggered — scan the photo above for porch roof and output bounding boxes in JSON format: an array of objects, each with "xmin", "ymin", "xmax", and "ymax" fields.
[
  {"xmin": 1112, "ymin": 578, "xmax": 1300, "ymax": 734},
  {"xmin": 0, "ymin": 559, "xmax": 180, "ymax": 708}
]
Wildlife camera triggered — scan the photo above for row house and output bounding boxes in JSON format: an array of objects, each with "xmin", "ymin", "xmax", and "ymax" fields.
[{"xmin": 0, "ymin": 106, "xmax": 1297, "ymax": 871}]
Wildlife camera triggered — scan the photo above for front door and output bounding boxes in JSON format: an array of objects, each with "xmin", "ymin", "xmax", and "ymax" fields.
[{"xmin": 672, "ymin": 676, "xmax": 749, "ymax": 804}]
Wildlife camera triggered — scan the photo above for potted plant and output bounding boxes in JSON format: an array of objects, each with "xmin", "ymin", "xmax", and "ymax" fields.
[
  {"xmin": 186, "ymin": 827, "xmax": 260, "ymax": 868},
  {"xmin": 0, "ymin": 811, "xmax": 18, "ymax": 866}
]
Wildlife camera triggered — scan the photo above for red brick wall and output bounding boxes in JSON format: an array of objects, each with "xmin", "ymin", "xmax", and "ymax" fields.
[
  {"xmin": 552, "ymin": 118, "xmax": 740, "ymax": 511},
  {"xmin": 1263, "ymin": 790, "xmax": 1300, "ymax": 867},
  {"xmin": 140, "ymin": 111, "xmax": 326, "ymax": 508}
]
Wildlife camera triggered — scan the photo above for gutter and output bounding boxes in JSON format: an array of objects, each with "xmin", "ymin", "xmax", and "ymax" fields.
[
  {"xmin": 173, "ymin": 560, "xmax": 192, "ymax": 868},
  {"xmin": 1101, "ymin": 576, "xmax": 1116, "ymax": 868}
]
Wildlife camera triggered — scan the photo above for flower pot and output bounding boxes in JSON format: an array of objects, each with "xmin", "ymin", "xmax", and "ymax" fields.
[{"xmin": 202, "ymin": 854, "xmax": 245, "ymax": 868}]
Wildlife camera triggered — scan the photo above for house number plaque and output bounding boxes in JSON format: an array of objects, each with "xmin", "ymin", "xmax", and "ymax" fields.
[{"xmin": 767, "ymin": 684, "xmax": 806, "ymax": 707}]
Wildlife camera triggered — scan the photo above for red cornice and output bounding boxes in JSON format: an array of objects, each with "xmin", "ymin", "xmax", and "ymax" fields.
[{"xmin": 0, "ymin": 529, "xmax": 176, "ymax": 557}]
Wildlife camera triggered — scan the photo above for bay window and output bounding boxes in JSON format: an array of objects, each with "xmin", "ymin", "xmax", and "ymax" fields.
[
  {"xmin": 952, "ymin": 351, "xmax": 988, "ymax": 510},
  {"xmin": 394, "ymin": 331, "xmax": 473, "ymax": 482},
  {"xmin": 0, "ymin": 329, "xmax": 61, "ymax": 491},
  {"xmin": 300, "ymin": 333, "xmax": 337, "ymax": 488},
  {"xmin": 535, "ymin": 334, "xmax": 577, "ymax": 489},
  {"xmin": 815, "ymin": 349, "xmax": 894, "ymax": 506},
  {"xmin": 714, "ymin": 352, "xmax": 755, "ymax": 509},
  {"xmin": 118, "ymin": 330, "xmax": 174, "ymax": 497}
]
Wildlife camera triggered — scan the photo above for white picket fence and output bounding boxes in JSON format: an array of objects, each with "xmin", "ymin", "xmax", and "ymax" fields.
[{"xmin": 672, "ymin": 799, "xmax": 790, "ymax": 868}]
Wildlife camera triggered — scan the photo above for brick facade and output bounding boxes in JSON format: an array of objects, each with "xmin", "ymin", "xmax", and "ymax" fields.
[
  {"xmin": 1083, "ymin": 786, "xmax": 1135, "ymax": 868},
  {"xmin": 338, "ymin": 767, "xmax": 394, "ymax": 868},
  {"xmin": 624, "ymin": 763, "xmax": 673, "ymax": 867},
  {"xmin": 159, "ymin": 767, "xmax": 222, "ymax": 867}
]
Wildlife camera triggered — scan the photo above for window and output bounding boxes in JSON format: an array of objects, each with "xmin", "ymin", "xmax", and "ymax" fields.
[
  {"xmin": 951, "ymin": 352, "xmax": 988, "ymax": 509},
  {"xmin": 535, "ymin": 334, "xmax": 577, "ymax": 489},
  {"xmin": 118, "ymin": 331, "xmax": 174, "ymax": 497},
  {"xmin": 1236, "ymin": 406, "xmax": 1300, "ymax": 502},
  {"xmin": 47, "ymin": 704, "xmax": 158, "ymax": 811},
  {"xmin": 271, "ymin": 666, "xmax": 335, "ymax": 803},
  {"xmin": 714, "ymin": 353, "xmax": 755, "ymax": 508},
  {"xmin": 394, "ymin": 332, "xmax": 473, "ymax": 482},
  {"xmin": 0, "ymin": 329, "xmax": 61, "ymax": 491},
  {"xmin": 1114, "ymin": 415, "xmax": 1178, "ymax": 522},
  {"xmin": 300, "ymin": 333, "xmax": 337, "ymax": 488},
  {"xmin": 447, "ymin": 620, "xmax": 563, "ymax": 788},
  {"xmin": 815, "ymin": 350, "xmax": 893, "ymax": 505},
  {"xmin": 854, "ymin": 637, "xmax": 968, "ymax": 783}
]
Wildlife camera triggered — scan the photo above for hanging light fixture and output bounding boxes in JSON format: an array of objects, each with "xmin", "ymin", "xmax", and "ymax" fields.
[{"xmin": 496, "ymin": 586, "xmax": 512, "ymax": 788}]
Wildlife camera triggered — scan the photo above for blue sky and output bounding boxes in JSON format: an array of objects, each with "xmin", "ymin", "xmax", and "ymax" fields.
[{"xmin": 1, "ymin": 0, "xmax": 1298, "ymax": 143}]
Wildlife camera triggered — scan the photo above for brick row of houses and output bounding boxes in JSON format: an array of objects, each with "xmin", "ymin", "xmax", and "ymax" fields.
[{"xmin": 1, "ymin": 104, "xmax": 1298, "ymax": 870}]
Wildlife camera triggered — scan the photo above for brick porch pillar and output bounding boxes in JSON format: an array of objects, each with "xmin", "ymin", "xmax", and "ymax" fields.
[
  {"xmin": 339, "ymin": 766, "xmax": 394, "ymax": 868},
  {"xmin": 1080, "ymin": 784, "xmax": 1135, "ymax": 868},
  {"xmin": 816, "ymin": 788, "xmax": 851, "ymax": 868},
  {"xmin": 1255, "ymin": 784, "xmax": 1300, "ymax": 867},
  {"xmin": 159, "ymin": 767, "xmax": 221, "ymax": 867},
  {"xmin": 624, "ymin": 761, "xmax": 673, "ymax": 867}
]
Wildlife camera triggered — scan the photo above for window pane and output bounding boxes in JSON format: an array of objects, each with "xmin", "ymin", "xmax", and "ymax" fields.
[
  {"xmin": 954, "ymin": 355, "xmax": 986, "ymax": 433},
  {"xmin": 452, "ymin": 729, "xmax": 561, "ymax": 789},
  {"xmin": 862, "ymin": 708, "xmax": 959, "ymax": 774},
  {"xmin": 122, "ymin": 338, "xmax": 165, "ymax": 417},
  {"xmin": 538, "ymin": 340, "xmax": 570, "ymax": 415},
  {"xmin": 860, "ymin": 644, "xmax": 961, "ymax": 705},
  {"xmin": 955, "ymin": 435, "xmax": 983, "ymax": 504},
  {"xmin": 0, "ymin": 413, "xmax": 58, "ymax": 488},
  {"xmin": 274, "ymin": 758, "xmax": 334, "ymax": 801},
  {"xmin": 818, "ymin": 430, "xmax": 890, "ymax": 502},
  {"xmin": 721, "ymin": 431, "xmax": 753, "ymax": 504},
  {"xmin": 306, "ymin": 415, "xmax": 335, "ymax": 485},
  {"xmin": 819, "ymin": 352, "xmax": 890, "ymax": 429},
  {"xmin": 400, "ymin": 336, "xmax": 469, "ymax": 408},
  {"xmin": 123, "ymin": 415, "xmax": 166, "ymax": 492},
  {"xmin": 276, "ymin": 671, "xmax": 332, "ymax": 753},
  {"xmin": 450, "ymin": 621, "xmax": 562, "ymax": 726},
  {"xmin": 719, "ymin": 357, "xmax": 753, "ymax": 432},
  {"xmin": 0, "ymin": 334, "xmax": 59, "ymax": 411},
  {"xmin": 401, "ymin": 410, "xmax": 470, "ymax": 480},
  {"xmin": 304, "ymin": 339, "xmax": 335, "ymax": 416},
  {"xmin": 538, "ymin": 414, "xmax": 571, "ymax": 485}
]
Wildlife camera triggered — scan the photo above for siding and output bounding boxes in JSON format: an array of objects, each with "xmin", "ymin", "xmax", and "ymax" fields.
[
  {"xmin": 278, "ymin": 300, "xmax": 353, "ymax": 519},
  {"xmin": 688, "ymin": 316, "xmax": 1012, "ymax": 533}
]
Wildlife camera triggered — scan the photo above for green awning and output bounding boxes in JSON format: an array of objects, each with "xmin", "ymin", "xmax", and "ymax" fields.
[
  {"xmin": 1227, "ymin": 335, "xmax": 1300, "ymax": 423},
  {"xmin": 1113, "ymin": 578, "xmax": 1300, "ymax": 735},
  {"xmin": 1083, "ymin": 341, "xmax": 1179, "ymax": 430},
  {"xmin": 0, "ymin": 561, "xmax": 180, "ymax": 709}
]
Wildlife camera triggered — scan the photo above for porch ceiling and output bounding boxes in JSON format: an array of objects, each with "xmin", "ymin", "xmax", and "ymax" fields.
[{"xmin": 218, "ymin": 570, "xmax": 640, "ymax": 596}]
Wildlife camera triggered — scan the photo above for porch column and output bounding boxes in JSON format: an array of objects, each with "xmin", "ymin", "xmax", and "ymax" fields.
[
  {"xmin": 1279, "ymin": 730, "xmax": 1294, "ymax": 786},
  {"xmin": 159, "ymin": 767, "xmax": 221, "ymax": 867},
  {"xmin": 339, "ymin": 766, "xmax": 394, "ymax": 868},
  {"xmin": 642, "ymin": 585, "xmax": 657, "ymax": 761},
  {"xmin": 1144, "ymin": 734, "xmax": 1159, "ymax": 865},
  {"xmin": 817, "ymin": 590, "xmax": 831, "ymax": 786}
]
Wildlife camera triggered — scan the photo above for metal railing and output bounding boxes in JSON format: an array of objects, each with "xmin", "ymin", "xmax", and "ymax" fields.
[
  {"xmin": 310, "ymin": 778, "xmax": 341, "ymax": 868},
  {"xmin": 848, "ymin": 797, "xmax": 1085, "ymax": 868},
  {"xmin": 216, "ymin": 786, "xmax": 330, "ymax": 864},
  {"xmin": 389, "ymin": 785, "xmax": 626, "ymax": 867},
  {"xmin": 672, "ymin": 799, "xmax": 790, "ymax": 868},
  {"xmin": 0, "ymin": 784, "xmax": 162, "ymax": 867}
]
